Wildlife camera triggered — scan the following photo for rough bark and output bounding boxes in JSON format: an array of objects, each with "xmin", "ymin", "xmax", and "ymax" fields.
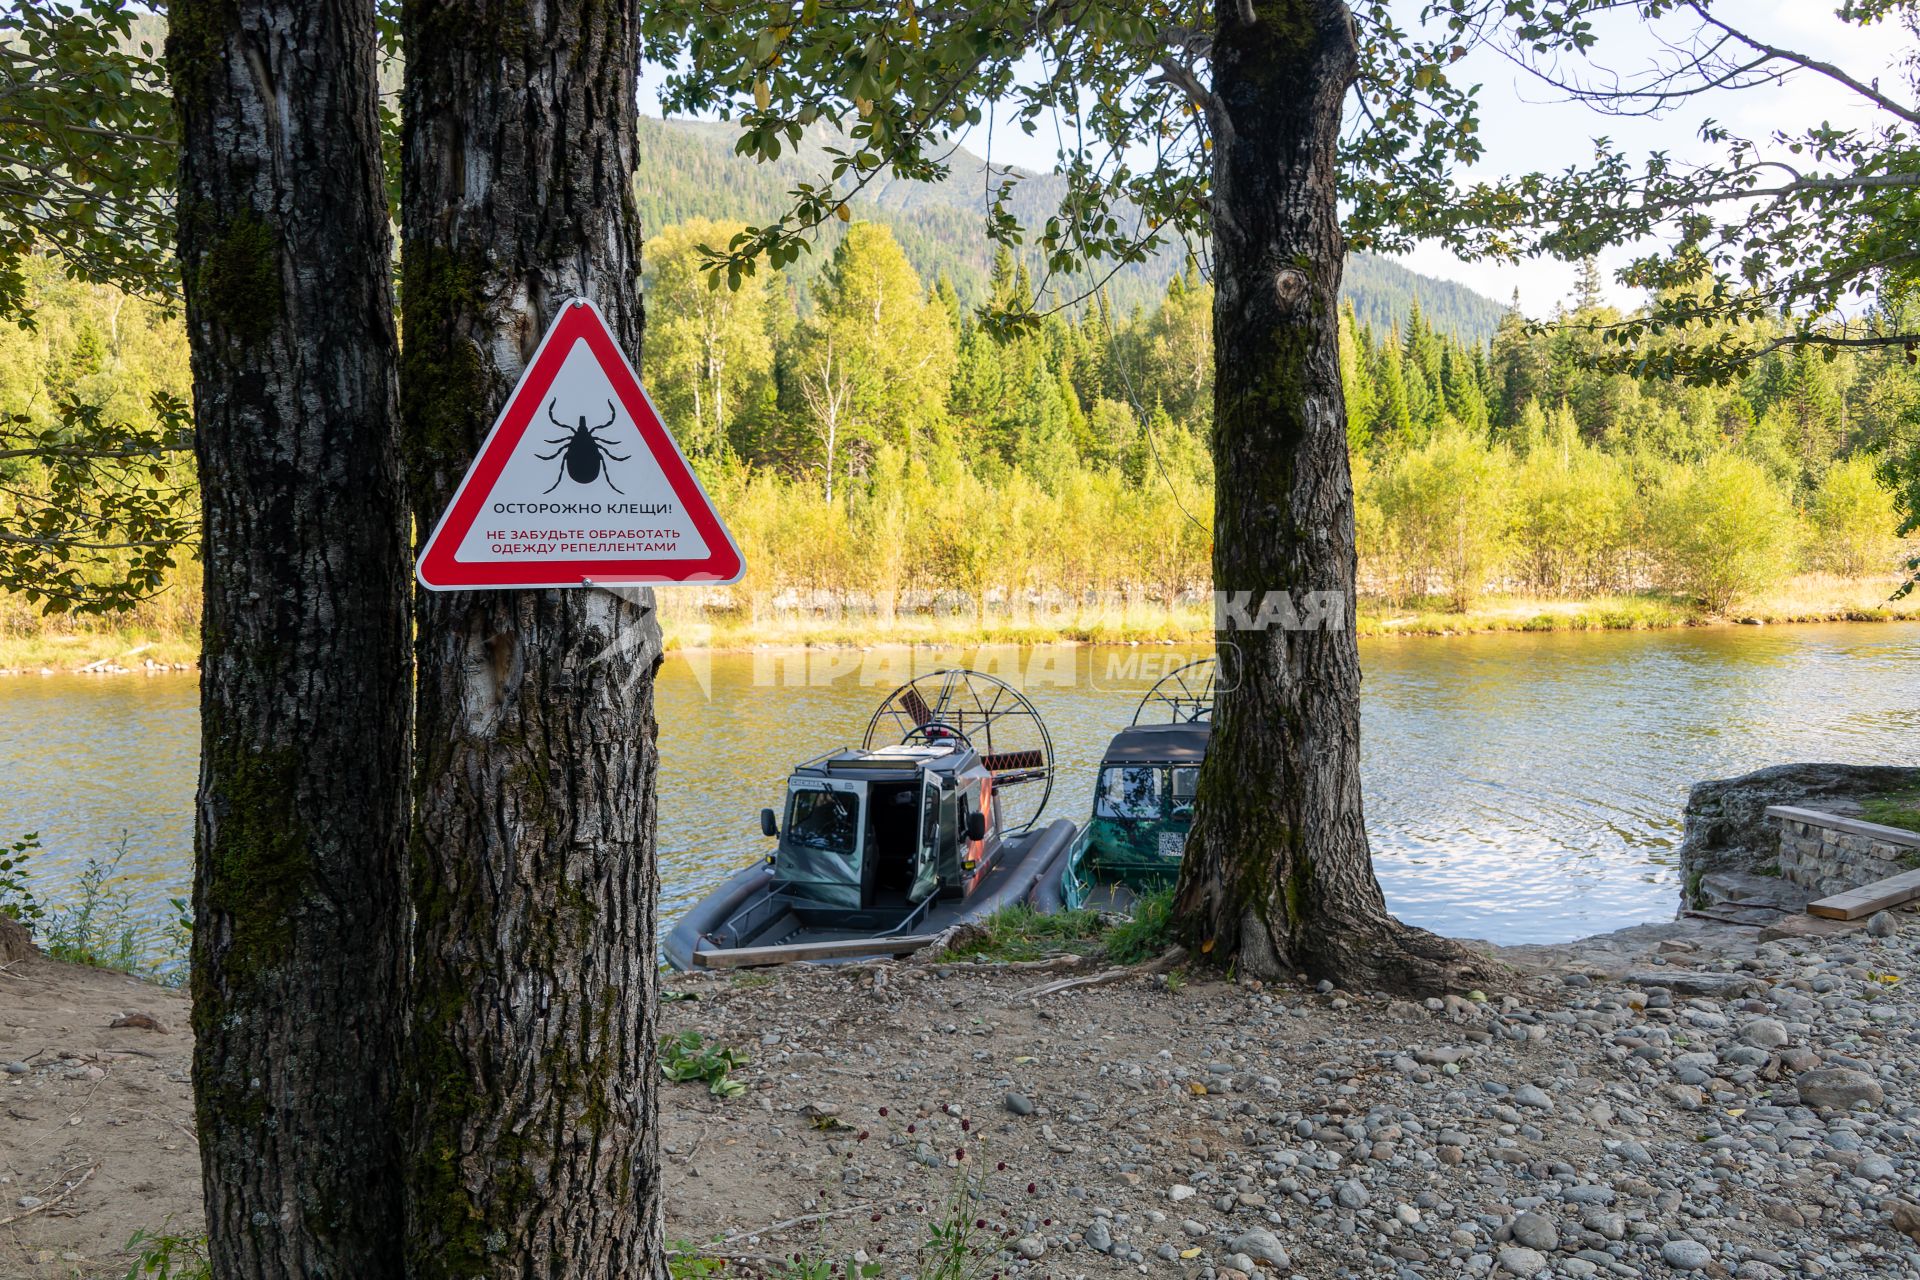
[
  {"xmin": 1171, "ymin": 0, "xmax": 1500, "ymax": 998},
  {"xmin": 167, "ymin": 2, "xmax": 409, "ymax": 1276},
  {"xmin": 400, "ymin": 1, "xmax": 665, "ymax": 1276}
]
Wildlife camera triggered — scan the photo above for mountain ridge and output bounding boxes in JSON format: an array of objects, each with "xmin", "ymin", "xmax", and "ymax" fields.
[{"xmin": 633, "ymin": 116, "xmax": 1511, "ymax": 343}]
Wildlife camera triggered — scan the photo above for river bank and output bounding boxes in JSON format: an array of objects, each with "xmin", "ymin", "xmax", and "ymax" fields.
[
  {"xmin": 1, "ymin": 574, "xmax": 1914, "ymax": 673},
  {"xmin": 5, "ymin": 909, "xmax": 1920, "ymax": 1278}
]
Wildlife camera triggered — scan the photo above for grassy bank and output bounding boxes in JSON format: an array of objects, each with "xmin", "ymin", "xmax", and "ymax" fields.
[
  {"xmin": 1356, "ymin": 574, "xmax": 1920, "ymax": 640},
  {"xmin": 0, "ymin": 563, "xmax": 200, "ymax": 672},
  {"xmin": 2, "ymin": 574, "xmax": 1915, "ymax": 672},
  {"xmin": 0, "ymin": 629, "xmax": 199, "ymax": 672},
  {"xmin": 1863, "ymin": 788, "xmax": 1920, "ymax": 834},
  {"xmin": 661, "ymin": 573, "xmax": 1919, "ymax": 650}
]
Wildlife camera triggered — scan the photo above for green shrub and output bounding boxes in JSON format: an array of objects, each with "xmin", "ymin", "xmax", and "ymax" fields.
[
  {"xmin": 1647, "ymin": 452, "xmax": 1797, "ymax": 612},
  {"xmin": 124, "ymin": 1226, "xmax": 211, "ymax": 1280},
  {"xmin": 1511, "ymin": 426, "xmax": 1631, "ymax": 594},
  {"xmin": 41, "ymin": 833, "xmax": 146, "ymax": 973},
  {"xmin": 1, "ymin": 831, "xmax": 44, "ymax": 931},
  {"xmin": 1374, "ymin": 426, "xmax": 1514, "ymax": 610},
  {"xmin": 1809, "ymin": 454, "xmax": 1899, "ymax": 577}
]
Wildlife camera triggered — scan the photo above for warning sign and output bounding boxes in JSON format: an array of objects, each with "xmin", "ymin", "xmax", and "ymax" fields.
[{"xmin": 416, "ymin": 299, "xmax": 744, "ymax": 590}]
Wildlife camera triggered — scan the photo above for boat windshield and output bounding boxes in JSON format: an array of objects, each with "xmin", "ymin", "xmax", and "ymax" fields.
[
  {"xmin": 1097, "ymin": 766, "xmax": 1161, "ymax": 820},
  {"xmin": 776, "ymin": 785, "xmax": 865, "ymax": 908},
  {"xmin": 787, "ymin": 787, "xmax": 859, "ymax": 855}
]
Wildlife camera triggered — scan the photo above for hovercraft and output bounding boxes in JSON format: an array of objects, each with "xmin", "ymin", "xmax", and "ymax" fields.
[{"xmin": 665, "ymin": 669, "xmax": 1075, "ymax": 969}]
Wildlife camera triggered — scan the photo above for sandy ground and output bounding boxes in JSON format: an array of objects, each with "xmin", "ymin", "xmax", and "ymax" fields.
[
  {"xmin": 4, "ymin": 915, "xmax": 1919, "ymax": 1278},
  {"xmin": 0, "ymin": 958, "xmax": 196, "ymax": 1277}
]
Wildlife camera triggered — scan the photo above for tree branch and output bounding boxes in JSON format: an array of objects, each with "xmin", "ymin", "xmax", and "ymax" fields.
[{"xmin": 1689, "ymin": 0, "xmax": 1920, "ymax": 127}]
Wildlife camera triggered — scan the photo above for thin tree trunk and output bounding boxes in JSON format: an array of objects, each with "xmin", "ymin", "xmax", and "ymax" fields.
[
  {"xmin": 826, "ymin": 414, "xmax": 837, "ymax": 503},
  {"xmin": 400, "ymin": 1, "xmax": 664, "ymax": 1276},
  {"xmin": 168, "ymin": 1, "xmax": 409, "ymax": 1274},
  {"xmin": 1172, "ymin": 0, "xmax": 1499, "ymax": 997}
]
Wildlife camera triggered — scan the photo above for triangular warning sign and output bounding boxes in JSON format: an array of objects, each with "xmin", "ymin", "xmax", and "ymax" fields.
[{"xmin": 417, "ymin": 299, "xmax": 744, "ymax": 590}]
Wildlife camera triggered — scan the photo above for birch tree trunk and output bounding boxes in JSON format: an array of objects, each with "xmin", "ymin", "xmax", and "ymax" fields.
[
  {"xmin": 1171, "ymin": 0, "xmax": 1500, "ymax": 996},
  {"xmin": 400, "ymin": 0, "xmax": 665, "ymax": 1275},
  {"xmin": 167, "ymin": 1, "xmax": 409, "ymax": 1274}
]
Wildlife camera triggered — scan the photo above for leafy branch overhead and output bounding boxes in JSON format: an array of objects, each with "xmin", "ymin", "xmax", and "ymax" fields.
[
  {"xmin": 639, "ymin": 0, "xmax": 1490, "ymax": 322},
  {"xmin": 650, "ymin": 1, "xmax": 1920, "ymax": 397},
  {"xmin": 0, "ymin": 0, "xmax": 176, "ymax": 324},
  {"xmin": 1438, "ymin": 0, "xmax": 1920, "ymax": 380},
  {"xmin": 0, "ymin": 393, "xmax": 197, "ymax": 613},
  {"xmin": 0, "ymin": 1, "xmax": 190, "ymax": 613}
]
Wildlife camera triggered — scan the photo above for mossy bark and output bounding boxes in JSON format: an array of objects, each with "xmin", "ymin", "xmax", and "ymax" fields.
[
  {"xmin": 1170, "ymin": 0, "xmax": 1501, "ymax": 997},
  {"xmin": 400, "ymin": 1, "xmax": 664, "ymax": 1276},
  {"xmin": 168, "ymin": 1, "xmax": 410, "ymax": 1276}
]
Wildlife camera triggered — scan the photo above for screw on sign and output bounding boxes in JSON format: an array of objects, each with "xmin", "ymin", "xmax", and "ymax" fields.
[
  {"xmin": 416, "ymin": 298, "xmax": 744, "ymax": 590},
  {"xmin": 538, "ymin": 398, "xmax": 629, "ymax": 493}
]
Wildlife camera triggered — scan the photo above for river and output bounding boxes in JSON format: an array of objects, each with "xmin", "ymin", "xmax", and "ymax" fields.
[{"xmin": 3, "ymin": 620, "xmax": 1915, "ymax": 972}]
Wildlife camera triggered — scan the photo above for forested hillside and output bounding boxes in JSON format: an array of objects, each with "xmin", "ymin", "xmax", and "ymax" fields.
[
  {"xmin": 1, "ymin": 221, "xmax": 1913, "ymax": 655},
  {"xmin": 637, "ymin": 229, "xmax": 1911, "ymax": 632},
  {"xmin": 633, "ymin": 117, "xmax": 1509, "ymax": 340}
]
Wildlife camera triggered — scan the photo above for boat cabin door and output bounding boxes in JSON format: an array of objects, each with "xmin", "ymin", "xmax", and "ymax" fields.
[{"xmin": 910, "ymin": 775, "xmax": 942, "ymax": 903}]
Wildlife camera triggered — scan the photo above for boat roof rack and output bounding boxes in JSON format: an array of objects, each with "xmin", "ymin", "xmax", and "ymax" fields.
[
  {"xmin": 794, "ymin": 742, "xmax": 976, "ymax": 777},
  {"xmin": 827, "ymin": 754, "xmax": 923, "ymax": 770}
]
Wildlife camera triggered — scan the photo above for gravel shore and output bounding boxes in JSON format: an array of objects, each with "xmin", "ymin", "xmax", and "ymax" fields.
[{"xmin": 5, "ymin": 910, "xmax": 1920, "ymax": 1278}]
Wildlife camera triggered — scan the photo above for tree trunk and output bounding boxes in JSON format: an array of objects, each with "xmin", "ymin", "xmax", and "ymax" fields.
[
  {"xmin": 400, "ymin": 1, "xmax": 665, "ymax": 1276},
  {"xmin": 1171, "ymin": 0, "xmax": 1499, "ymax": 997},
  {"xmin": 167, "ymin": 2, "xmax": 409, "ymax": 1275}
]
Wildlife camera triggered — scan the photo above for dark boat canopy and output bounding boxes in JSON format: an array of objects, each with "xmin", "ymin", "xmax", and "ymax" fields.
[{"xmin": 1100, "ymin": 722, "xmax": 1210, "ymax": 766}]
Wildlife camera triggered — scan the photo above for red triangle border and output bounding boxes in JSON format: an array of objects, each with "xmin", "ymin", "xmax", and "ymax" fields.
[{"xmin": 416, "ymin": 300, "xmax": 745, "ymax": 590}]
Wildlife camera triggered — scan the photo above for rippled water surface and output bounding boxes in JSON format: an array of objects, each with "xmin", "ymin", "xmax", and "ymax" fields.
[{"xmin": 4, "ymin": 621, "xmax": 1915, "ymax": 959}]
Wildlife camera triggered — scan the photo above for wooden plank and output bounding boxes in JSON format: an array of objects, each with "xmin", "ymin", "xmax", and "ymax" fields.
[
  {"xmin": 1808, "ymin": 869, "xmax": 1920, "ymax": 921},
  {"xmin": 693, "ymin": 933, "xmax": 942, "ymax": 969}
]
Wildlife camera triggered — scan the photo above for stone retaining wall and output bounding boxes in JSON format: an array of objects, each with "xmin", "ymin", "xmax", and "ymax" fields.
[
  {"xmin": 1767, "ymin": 805, "xmax": 1920, "ymax": 899},
  {"xmin": 1676, "ymin": 764, "xmax": 1920, "ymax": 892}
]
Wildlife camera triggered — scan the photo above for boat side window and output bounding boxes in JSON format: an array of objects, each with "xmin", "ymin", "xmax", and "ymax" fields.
[
  {"xmin": 786, "ymin": 788, "xmax": 859, "ymax": 856},
  {"xmin": 1097, "ymin": 766, "xmax": 1161, "ymax": 820},
  {"xmin": 1170, "ymin": 767, "xmax": 1199, "ymax": 813}
]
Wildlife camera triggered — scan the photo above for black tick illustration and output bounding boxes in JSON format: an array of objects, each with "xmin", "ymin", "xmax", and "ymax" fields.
[{"xmin": 538, "ymin": 398, "xmax": 630, "ymax": 493}]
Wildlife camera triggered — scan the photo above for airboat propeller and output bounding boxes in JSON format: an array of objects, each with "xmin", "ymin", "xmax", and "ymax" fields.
[
  {"xmin": 865, "ymin": 669, "xmax": 1056, "ymax": 833},
  {"xmin": 1132, "ymin": 657, "xmax": 1217, "ymax": 725}
]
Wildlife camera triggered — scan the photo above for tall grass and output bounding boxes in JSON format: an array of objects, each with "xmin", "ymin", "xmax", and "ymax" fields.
[
  {"xmin": 945, "ymin": 903, "xmax": 1106, "ymax": 962},
  {"xmin": 1102, "ymin": 888, "xmax": 1177, "ymax": 965},
  {"xmin": 3, "ymin": 830, "xmax": 189, "ymax": 982}
]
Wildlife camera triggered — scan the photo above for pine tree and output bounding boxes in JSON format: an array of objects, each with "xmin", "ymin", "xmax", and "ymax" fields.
[
  {"xmin": 1489, "ymin": 290, "xmax": 1542, "ymax": 431},
  {"xmin": 1575, "ymin": 257, "xmax": 1606, "ymax": 313},
  {"xmin": 1372, "ymin": 336, "xmax": 1414, "ymax": 448},
  {"xmin": 1338, "ymin": 303, "xmax": 1376, "ymax": 453}
]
